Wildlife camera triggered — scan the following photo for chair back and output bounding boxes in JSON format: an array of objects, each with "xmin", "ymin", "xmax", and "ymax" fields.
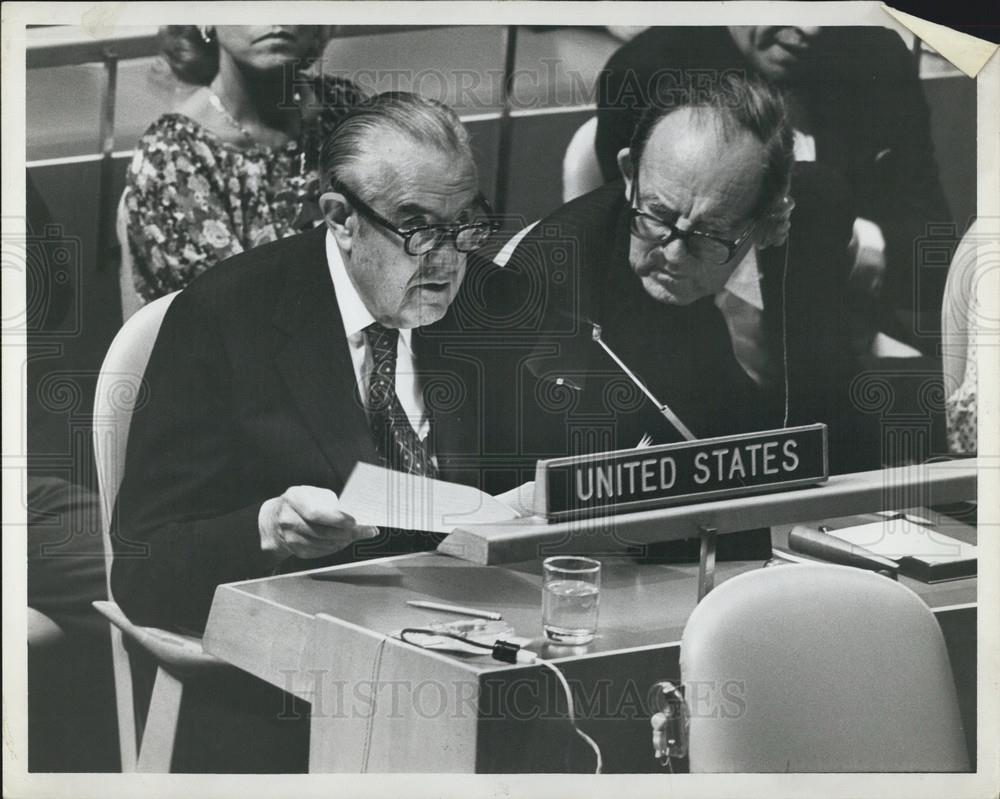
[
  {"xmin": 680, "ymin": 564, "xmax": 969, "ymax": 772},
  {"xmin": 93, "ymin": 292, "xmax": 178, "ymax": 597},
  {"xmin": 562, "ymin": 116, "xmax": 604, "ymax": 202},
  {"xmin": 116, "ymin": 191, "xmax": 145, "ymax": 323}
]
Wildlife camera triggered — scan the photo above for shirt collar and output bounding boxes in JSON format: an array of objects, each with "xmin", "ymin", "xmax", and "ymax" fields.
[
  {"xmin": 326, "ymin": 229, "xmax": 413, "ymax": 349},
  {"xmin": 721, "ymin": 246, "xmax": 763, "ymax": 310}
]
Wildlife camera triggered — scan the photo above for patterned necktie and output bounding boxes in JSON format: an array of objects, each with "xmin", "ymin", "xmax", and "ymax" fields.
[{"xmin": 363, "ymin": 322, "xmax": 437, "ymax": 477}]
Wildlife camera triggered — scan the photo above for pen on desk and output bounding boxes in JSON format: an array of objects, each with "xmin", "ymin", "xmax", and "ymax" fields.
[
  {"xmin": 406, "ymin": 600, "xmax": 503, "ymax": 621},
  {"xmin": 875, "ymin": 510, "xmax": 935, "ymax": 526}
]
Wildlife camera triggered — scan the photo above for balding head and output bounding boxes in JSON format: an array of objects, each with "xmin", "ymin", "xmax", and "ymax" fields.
[
  {"xmin": 625, "ymin": 73, "xmax": 793, "ymax": 221},
  {"xmin": 616, "ymin": 74, "xmax": 795, "ymax": 306}
]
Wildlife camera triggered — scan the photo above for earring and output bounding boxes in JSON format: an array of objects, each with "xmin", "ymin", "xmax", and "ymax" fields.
[{"xmin": 199, "ymin": 26, "xmax": 214, "ymax": 45}]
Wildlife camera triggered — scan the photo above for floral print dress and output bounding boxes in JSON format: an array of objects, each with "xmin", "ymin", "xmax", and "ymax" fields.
[{"xmin": 125, "ymin": 75, "xmax": 363, "ymax": 302}]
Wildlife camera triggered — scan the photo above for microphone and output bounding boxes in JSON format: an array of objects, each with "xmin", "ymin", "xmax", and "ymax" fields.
[
  {"xmin": 588, "ymin": 321, "xmax": 697, "ymax": 441},
  {"xmin": 787, "ymin": 526, "xmax": 899, "ymax": 579}
]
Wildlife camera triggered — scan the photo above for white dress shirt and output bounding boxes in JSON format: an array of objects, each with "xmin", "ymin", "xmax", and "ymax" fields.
[
  {"xmin": 326, "ymin": 230, "xmax": 429, "ymax": 440},
  {"xmin": 716, "ymin": 247, "xmax": 772, "ymax": 386}
]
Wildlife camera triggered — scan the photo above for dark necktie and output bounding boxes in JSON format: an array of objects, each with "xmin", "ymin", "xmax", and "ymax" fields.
[{"xmin": 363, "ymin": 322, "xmax": 437, "ymax": 477}]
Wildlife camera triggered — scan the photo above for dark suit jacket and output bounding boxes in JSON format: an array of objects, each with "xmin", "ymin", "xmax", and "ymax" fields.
[
  {"xmin": 595, "ymin": 26, "xmax": 953, "ymax": 313},
  {"xmin": 492, "ymin": 165, "xmax": 881, "ymax": 479},
  {"xmin": 112, "ymin": 226, "xmax": 505, "ymax": 632}
]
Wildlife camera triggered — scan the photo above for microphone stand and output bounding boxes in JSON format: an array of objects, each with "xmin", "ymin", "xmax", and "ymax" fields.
[
  {"xmin": 590, "ymin": 323, "xmax": 722, "ymax": 598},
  {"xmin": 590, "ymin": 322, "xmax": 696, "ymax": 442}
]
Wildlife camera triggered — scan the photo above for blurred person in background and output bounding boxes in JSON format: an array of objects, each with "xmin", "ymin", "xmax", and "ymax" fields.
[
  {"xmin": 942, "ymin": 219, "xmax": 995, "ymax": 456},
  {"xmin": 125, "ymin": 25, "xmax": 364, "ymax": 303}
]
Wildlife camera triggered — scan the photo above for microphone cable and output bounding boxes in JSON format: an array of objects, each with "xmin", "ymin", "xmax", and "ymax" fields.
[
  {"xmin": 400, "ymin": 628, "xmax": 603, "ymax": 773},
  {"xmin": 779, "ymin": 223, "xmax": 792, "ymax": 429}
]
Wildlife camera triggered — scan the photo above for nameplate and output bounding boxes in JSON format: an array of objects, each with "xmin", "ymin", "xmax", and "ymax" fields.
[{"xmin": 534, "ymin": 424, "xmax": 828, "ymax": 521}]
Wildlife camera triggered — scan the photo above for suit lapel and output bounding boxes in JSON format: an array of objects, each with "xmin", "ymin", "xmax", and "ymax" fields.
[
  {"xmin": 272, "ymin": 229, "xmax": 379, "ymax": 486},
  {"xmin": 411, "ymin": 320, "xmax": 478, "ymax": 483},
  {"xmin": 529, "ymin": 196, "xmax": 635, "ymax": 391}
]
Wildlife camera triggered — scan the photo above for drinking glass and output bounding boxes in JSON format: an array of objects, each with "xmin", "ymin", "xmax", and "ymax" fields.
[{"xmin": 542, "ymin": 556, "xmax": 602, "ymax": 645}]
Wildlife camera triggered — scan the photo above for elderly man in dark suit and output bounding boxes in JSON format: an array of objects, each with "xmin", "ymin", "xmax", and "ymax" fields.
[
  {"xmin": 492, "ymin": 73, "xmax": 880, "ymax": 560},
  {"xmin": 112, "ymin": 92, "xmax": 501, "ymax": 636},
  {"xmin": 595, "ymin": 26, "xmax": 953, "ymax": 340}
]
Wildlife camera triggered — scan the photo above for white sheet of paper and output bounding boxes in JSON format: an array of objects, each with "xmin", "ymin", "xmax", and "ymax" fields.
[
  {"xmin": 827, "ymin": 519, "xmax": 977, "ymax": 564},
  {"xmin": 338, "ymin": 462, "xmax": 519, "ymax": 534}
]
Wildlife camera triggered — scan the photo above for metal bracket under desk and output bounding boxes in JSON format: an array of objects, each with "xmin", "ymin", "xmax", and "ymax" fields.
[{"xmin": 697, "ymin": 525, "xmax": 718, "ymax": 601}]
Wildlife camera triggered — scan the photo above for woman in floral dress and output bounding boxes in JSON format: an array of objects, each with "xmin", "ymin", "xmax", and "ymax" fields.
[{"xmin": 126, "ymin": 26, "xmax": 364, "ymax": 303}]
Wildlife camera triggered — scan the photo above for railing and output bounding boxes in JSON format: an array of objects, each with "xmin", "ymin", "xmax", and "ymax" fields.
[
  {"xmin": 26, "ymin": 24, "xmax": 524, "ymax": 261},
  {"xmin": 27, "ymin": 26, "xmax": 161, "ymax": 69},
  {"xmin": 26, "ymin": 25, "xmax": 450, "ymax": 69}
]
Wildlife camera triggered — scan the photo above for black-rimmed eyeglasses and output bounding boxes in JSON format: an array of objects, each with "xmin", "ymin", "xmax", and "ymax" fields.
[
  {"xmin": 333, "ymin": 181, "xmax": 499, "ymax": 257},
  {"xmin": 627, "ymin": 172, "xmax": 756, "ymax": 266}
]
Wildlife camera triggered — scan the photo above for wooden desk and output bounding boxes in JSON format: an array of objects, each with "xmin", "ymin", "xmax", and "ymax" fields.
[{"xmin": 202, "ymin": 511, "xmax": 977, "ymax": 773}]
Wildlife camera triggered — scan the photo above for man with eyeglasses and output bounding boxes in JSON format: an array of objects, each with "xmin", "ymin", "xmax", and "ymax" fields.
[
  {"xmin": 595, "ymin": 26, "xmax": 954, "ymax": 349},
  {"xmin": 110, "ymin": 91, "xmax": 511, "ymax": 772},
  {"xmin": 495, "ymin": 73, "xmax": 878, "ymax": 545},
  {"xmin": 113, "ymin": 92, "xmax": 500, "ymax": 639}
]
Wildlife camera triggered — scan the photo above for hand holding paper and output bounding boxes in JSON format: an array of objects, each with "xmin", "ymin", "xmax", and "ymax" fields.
[
  {"xmin": 259, "ymin": 485, "xmax": 379, "ymax": 560},
  {"xmin": 337, "ymin": 463, "xmax": 523, "ymax": 534}
]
